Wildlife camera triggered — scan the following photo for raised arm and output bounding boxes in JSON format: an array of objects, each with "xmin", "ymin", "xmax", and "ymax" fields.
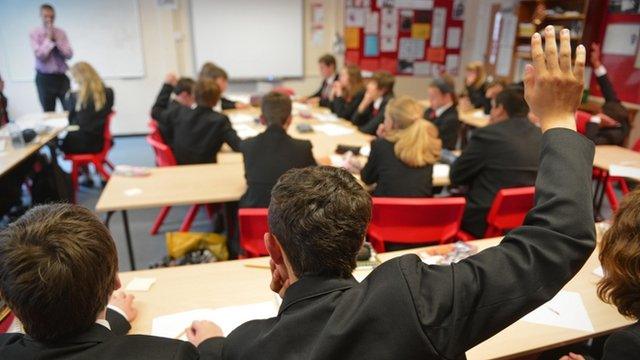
[
  {"xmin": 151, "ymin": 74, "xmax": 177, "ymax": 120},
  {"xmin": 405, "ymin": 27, "xmax": 595, "ymax": 358},
  {"xmin": 591, "ymin": 43, "xmax": 619, "ymax": 103}
]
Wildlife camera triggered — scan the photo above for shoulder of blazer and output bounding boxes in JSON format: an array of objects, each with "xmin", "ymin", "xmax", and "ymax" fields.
[
  {"xmin": 442, "ymin": 106, "xmax": 458, "ymax": 119},
  {"xmin": 0, "ymin": 333, "xmax": 24, "ymax": 346}
]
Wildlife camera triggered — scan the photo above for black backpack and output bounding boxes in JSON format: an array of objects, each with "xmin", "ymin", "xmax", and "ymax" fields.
[{"xmin": 31, "ymin": 146, "xmax": 73, "ymax": 204}]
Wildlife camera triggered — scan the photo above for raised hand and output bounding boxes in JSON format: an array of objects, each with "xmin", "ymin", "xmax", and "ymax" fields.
[
  {"xmin": 524, "ymin": 26, "xmax": 585, "ymax": 133},
  {"xmin": 164, "ymin": 72, "xmax": 178, "ymax": 87}
]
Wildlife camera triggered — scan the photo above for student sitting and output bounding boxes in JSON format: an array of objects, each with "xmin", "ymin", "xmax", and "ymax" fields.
[
  {"xmin": 483, "ymin": 77, "xmax": 508, "ymax": 114},
  {"xmin": 61, "ymin": 62, "xmax": 114, "ymax": 155},
  {"xmin": 0, "ymin": 203, "xmax": 200, "ymax": 359},
  {"xmin": 460, "ymin": 61, "xmax": 490, "ymax": 113},
  {"xmin": 164, "ymin": 79, "xmax": 241, "ymax": 165},
  {"xmin": 239, "ymin": 91, "xmax": 317, "ymax": 208},
  {"xmin": 585, "ymin": 43, "xmax": 630, "ymax": 145},
  {"xmin": 351, "ymin": 71, "xmax": 394, "ymax": 135},
  {"xmin": 151, "ymin": 73, "xmax": 195, "ymax": 141},
  {"xmin": 185, "ymin": 30, "xmax": 595, "ymax": 360},
  {"xmin": 199, "ymin": 63, "xmax": 249, "ymax": 111},
  {"xmin": 0, "ymin": 72, "xmax": 7, "ymax": 126},
  {"xmin": 424, "ymin": 75, "xmax": 460, "ymax": 150},
  {"xmin": 560, "ymin": 189, "xmax": 640, "ymax": 360},
  {"xmin": 451, "ymin": 89, "xmax": 542, "ymax": 238},
  {"xmin": 303, "ymin": 54, "xmax": 338, "ymax": 107},
  {"xmin": 361, "ymin": 96, "xmax": 441, "ymax": 197},
  {"xmin": 329, "ymin": 64, "xmax": 365, "ymax": 120}
]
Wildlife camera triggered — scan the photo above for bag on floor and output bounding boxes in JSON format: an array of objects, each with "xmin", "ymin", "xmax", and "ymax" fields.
[
  {"xmin": 150, "ymin": 232, "xmax": 229, "ymax": 268},
  {"xmin": 30, "ymin": 149, "xmax": 73, "ymax": 204}
]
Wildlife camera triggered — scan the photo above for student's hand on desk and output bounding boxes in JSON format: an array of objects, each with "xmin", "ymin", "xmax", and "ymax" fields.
[
  {"xmin": 270, "ymin": 258, "xmax": 291, "ymax": 299},
  {"xmin": 524, "ymin": 26, "xmax": 585, "ymax": 133},
  {"xmin": 109, "ymin": 292, "xmax": 138, "ymax": 321},
  {"xmin": 164, "ymin": 73, "xmax": 178, "ymax": 87},
  {"xmin": 187, "ymin": 320, "xmax": 223, "ymax": 346},
  {"xmin": 559, "ymin": 352, "xmax": 586, "ymax": 360}
]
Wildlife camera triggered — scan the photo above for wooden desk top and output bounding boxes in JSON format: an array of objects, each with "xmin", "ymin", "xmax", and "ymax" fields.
[
  {"xmin": 119, "ymin": 238, "xmax": 631, "ymax": 359},
  {"xmin": 0, "ymin": 127, "xmax": 65, "ymax": 177},
  {"xmin": 593, "ymin": 145, "xmax": 640, "ymax": 171}
]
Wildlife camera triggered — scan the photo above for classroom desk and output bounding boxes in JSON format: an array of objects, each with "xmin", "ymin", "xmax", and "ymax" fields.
[
  {"xmin": 118, "ymin": 237, "xmax": 632, "ymax": 360},
  {"xmin": 592, "ymin": 145, "xmax": 640, "ymax": 218},
  {"xmin": 0, "ymin": 113, "xmax": 68, "ymax": 177}
]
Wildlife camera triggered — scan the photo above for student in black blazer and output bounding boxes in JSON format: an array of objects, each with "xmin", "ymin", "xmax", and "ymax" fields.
[
  {"xmin": 151, "ymin": 73, "xmax": 195, "ymax": 141},
  {"xmin": 199, "ymin": 64, "xmax": 250, "ymax": 111},
  {"xmin": 424, "ymin": 76, "xmax": 460, "ymax": 150},
  {"xmin": 361, "ymin": 96, "xmax": 441, "ymax": 197},
  {"xmin": 304, "ymin": 54, "xmax": 338, "ymax": 108},
  {"xmin": 561, "ymin": 190, "xmax": 640, "ymax": 360},
  {"xmin": 451, "ymin": 89, "xmax": 542, "ymax": 238},
  {"xmin": 61, "ymin": 62, "xmax": 114, "ymax": 155},
  {"xmin": 584, "ymin": 43, "xmax": 630, "ymax": 146},
  {"xmin": 351, "ymin": 71, "xmax": 394, "ymax": 135},
  {"xmin": 329, "ymin": 64, "xmax": 365, "ymax": 120},
  {"xmin": 0, "ymin": 204, "xmax": 201, "ymax": 359},
  {"xmin": 239, "ymin": 92, "xmax": 317, "ymax": 208},
  {"xmin": 186, "ymin": 30, "xmax": 595, "ymax": 360},
  {"xmin": 460, "ymin": 61, "xmax": 490, "ymax": 113},
  {"xmin": 163, "ymin": 79, "xmax": 241, "ymax": 165}
]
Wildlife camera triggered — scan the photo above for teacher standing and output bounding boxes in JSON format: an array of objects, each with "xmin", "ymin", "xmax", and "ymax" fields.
[{"xmin": 29, "ymin": 3, "xmax": 73, "ymax": 112}]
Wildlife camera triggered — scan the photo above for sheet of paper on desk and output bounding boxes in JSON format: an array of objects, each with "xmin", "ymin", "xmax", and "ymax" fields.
[
  {"xmin": 225, "ymin": 94, "xmax": 251, "ymax": 105},
  {"xmin": 593, "ymin": 266, "xmax": 604, "ymax": 278},
  {"xmin": 521, "ymin": 291, "xmax": 594, "ymax": 332},
  {"xmin": 126, "ymin": 277, "xmax": 156, "ymax": 291},
  {"xmin": 233, "ymin": 124, "xmax": 259, "ymax": 139},
  {"xmin": 609, "ymin": 164, "xmax": 640, "ymax": 181},
  {"xmin": 433, "ymin": 164, "xmax": 450, "ymax": 178},
  {"xmin": 312, "ymin": 124, "xmax": 354, "ymax": 136},
  {"xmin": 313, "ymin": 113, "xmax": 339, "ymax": 122},
  {"xmin": 0, "ymin": 139, "xmax": 6, "ymax": 152},
  {"xmin": 151, "ymin": 301, "xmax": 278, "ymax": 339},
  {"xmin": 229, "ymin": 113, "xmax": 255, "ymax": 124}
]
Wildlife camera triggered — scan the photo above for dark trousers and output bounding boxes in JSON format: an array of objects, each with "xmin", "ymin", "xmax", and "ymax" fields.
[
  {"xmin": 35, "ymin": 72, "xmax": 70, "ymax": 112},
  {"xmin": 585, "ymin": 123, "xmax": 627, "ymax": 146},
  {"xmin": 461, "ymin": 205, "xmax": 489, "ymax": 239}
]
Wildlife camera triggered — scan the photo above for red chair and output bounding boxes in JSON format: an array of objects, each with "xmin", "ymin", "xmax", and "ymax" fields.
[
  {"xmin": 633, "ymin": 139, "xmax": 640, "ymax": 152},
  {"xmin": 367, "ymin": 197, "xmax": 467, "ymax": 253},
  {"xmin": 146, "ymin": 134, "xmax": 217, "ymax": 235},
  {"xmin": 238, "ymin": 208, "xmax": 270, "ymax": 258},
  {"xmin": 575, "ymin": 110, "xmax": 591, "ymax": 135},
  {"xmin": 65, "ymin": 112, "xmax": 116, "ymax": 203},
  {"xmin": 484, "ymin": 187, "xmax": 535, "ymax": 238}
]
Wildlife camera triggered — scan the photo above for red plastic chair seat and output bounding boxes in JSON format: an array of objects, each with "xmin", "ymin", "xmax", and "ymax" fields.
[
  {"xmin": 484, "ymin": 187, "xmax": 535, "ymax": 238},
  {"xmin": 238, "ymin": 208, "xmax": 269, "ymax": 258}
]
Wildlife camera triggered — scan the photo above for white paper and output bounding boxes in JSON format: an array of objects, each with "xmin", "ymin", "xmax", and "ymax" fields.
[
  {"xmin": 124, "ymin": 188, "xmax": 143, "ymax": 197},
  {"xmin": 521, "ymin": 291, "xmax": 594, "ymax": 332},
  {"xmin": 399, "ymin": 38, "xmax": 425, "ymax": 61},
  {"xmin": 229, "ymin": 113, "xmax": 255, "ymax": 124},
  {"xmin": 346, "ymin": 7, "xmax": 366, "ymax": 27},
  {"xmin": 593, "ymin": 266, "xmax": 604, "ymax": 278},
  {"xmin": 603, "ymin": 24, "xmax": 640, "ymax": 56},
  {"xmin": 126, "ymin": 277, "xmax": 157, "ymax": 291},
  {"xmin": 380, "ymin": 8, "xmax": 398, "ymax": 37},
  {"xmin": 433, "ymin": 164, "xmax": 450, "ymax": 179},
  {"xmin": 312, "ymin": 124, "xmax": 355, "ymax": 137},
  {"xmin": 413, "ymin": 61, "xmax": 432, "ymax": 76},
  {"xmin": 431, "ymin": 7, "xmax": 447, "ymax": 48},
  {"xmin": 445, "ymin": 54, "xmax": 460, "ymax": 75},
  {"xmin": 446, "ymin": 27, "xmax": 462, "ymax": 49},
  {"xmin": 381, "ymin": 36, "xmax": 398, "ymax": 52},
  {"xmin": 314, "ymin": 113, "xmax": 339, "ymax": 122},
  {"xmin": 609, "ymin": 164, "xmax": 640, "ymax": 181},
  {"xmin": 152, "ymin": 302, "xmax": 278, "ymax": 339},
  {"xmin": 233, "ymin": 124, "xmax": 260, "ymax": 139},
  {"xmin": 365, "ymin": 11, "xmax": 379, "ymax": 35}
]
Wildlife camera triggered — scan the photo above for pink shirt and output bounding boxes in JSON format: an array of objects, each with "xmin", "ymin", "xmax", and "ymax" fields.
[{"xmin": 29, "ymin": 26, "xmax": 73, "ymax": 74}]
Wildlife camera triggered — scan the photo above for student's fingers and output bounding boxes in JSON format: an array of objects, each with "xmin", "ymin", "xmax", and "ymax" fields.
[
  {"xmin": 559, "ymin": 356, "xmax": 570, "ymax": 360},
  {"xmin": 531, "ymin": 33, "xmax": 547, "ymax": 76},
  {"xmin": 558, "ymin": 29, "xmax": 572, "ymax": 73},
  {"xmin": 573, "ymin": 45, "xmax": 586, "ymax": 84},
  {"xmin": 568, "ymin": 352, "xmax": 585, "ymax": 360},
  {"xmin": 544, "ymin": 26, "xmax": 560, "ymax": 74},
  {"xmin": 523, "ymin": 64, "xmax": 536, "ymax": 104}
]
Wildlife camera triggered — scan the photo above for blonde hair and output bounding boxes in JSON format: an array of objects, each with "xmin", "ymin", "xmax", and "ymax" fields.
[
  {"xmin": 70, "ymin": 62, "xmax": 106, "ymax": 111},
  {"xmin": 384, "ymin": 96, "xmax": 441, "ymax": 167},
  {"xmin": 343, "ymin": 64, "xmax": 364, "ymax": 101},
  {"xmin": 466, "ymin": 61, "xmax": 487, "ymax": 90}
]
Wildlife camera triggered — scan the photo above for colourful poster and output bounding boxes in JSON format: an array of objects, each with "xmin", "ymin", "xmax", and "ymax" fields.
[
  {"xmin": 364, "ymin": 35, "xmax": 380, "ymax": 57},
  {"xmin": 426, "ymin": 47, "xmax": 446, "ymax": 63},
  {"xmin": 411, "ymin": 23, "xmax": 431, "ymax": 40},
  {"xmin": 345, "ymin": 27, "xmax": 361, "ymax": 49}
]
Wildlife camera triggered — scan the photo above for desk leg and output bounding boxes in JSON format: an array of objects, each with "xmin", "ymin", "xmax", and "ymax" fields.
[
  {"xmin": 121, "ymin": 210, "xmax": 136, "ymax": 270},
  {"xmin": 104, "ymin": 211, "xmax": 114, "ymax": 227},
  {"xmin": 593, "ymin": 171, "xmax": 609, "ymax": 222}
]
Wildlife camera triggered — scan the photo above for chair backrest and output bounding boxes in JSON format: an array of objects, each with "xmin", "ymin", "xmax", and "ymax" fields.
[
  {"xmin": 369, "ymin": 197, "xmax": 466, "ymax": 244},
  {"xmin": 633, "ymin": 139, "xmax": 640, "ymax": 153},
  {"xmin": 575, "ymin": 111, "xmax": 591, "ymax": 135},
  {"xmin": 486, "ymin": 186, "xmax": 535, "ymax": 232},
  {"xmin": 146, "ymin": 135, "xmax": 177, "ymax": 167},
  {"xmin": 99, "ymin": 112, "xmax": 115, "ymax": 156},
  {"xmin": 148, "ymin": 119, "xmax": 167, "ymax": 144},
  {"xmin": 238, "ymin": 208, "xmax": 269, "ymax": 257}
]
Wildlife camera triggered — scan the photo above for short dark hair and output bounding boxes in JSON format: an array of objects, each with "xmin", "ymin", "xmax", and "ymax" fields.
[
  {"xmin": 318, "ymin": 54, "xmax": 337, "ymax": 68},
  {"xmin": 194, "ymin": 79, "xmax": 221, "ymax": 108},
  {"xmin": 495, "ymin": 89, "xmax": 529, "ymax": 118},
  {"xmin": 40, "ymin": 3, "xmax": 54, "ymax": 12},
  {"xmin": 0, "ymin": 204, "xmax": 118, "ymax": 342},
  {"xmin": 429, "ymin": 74, "xmax": 457, "ymax": 104},
  {"xmin": 261, "ymin": 91, "xmax": 292, "ymax": 127},
  {"xmin": 199, "ymin": 63, "xmax": 228, "ymax": 81},
  {"xmin": 371, "ymin": 71, "xmax": 395, "ymax": 94},
  {"xmin": 602, "ymin": 102, "xmax": 629, "ymax": 126},
  {"xmin": 268, "ymin": 167, "xmax": 372, "ymax": 278},
  {"xmin": 174, "ymin": 77, "xmax": 195, "ymax": 96},
  {"xmin": 598, "ymin": 189, "xmax": 640, "ymax": 320}
]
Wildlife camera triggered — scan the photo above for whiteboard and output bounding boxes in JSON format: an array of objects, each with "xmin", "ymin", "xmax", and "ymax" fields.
[
  {"xmin": 0, "ymin": 0, "xmax": 145, "ymax": 81},
  {"xmin": 190, "ymin": 0, "xmax": 303, "ymax": 79}
]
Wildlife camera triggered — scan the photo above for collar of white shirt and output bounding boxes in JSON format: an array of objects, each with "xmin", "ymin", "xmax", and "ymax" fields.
[
  {"xmin": 213, "ymin": 101, "xmax": 222, "ymax": 113},
  {"xmin": 373, "ymin": 97, "xmax": 384, "ymax": 110},
  {"xmin": 95, "ymin": 318, "xmax": 111, "ymax": 331},
  {"xmin": 435, "ymin": 103, "xmax": 453, "ymax": 117}
]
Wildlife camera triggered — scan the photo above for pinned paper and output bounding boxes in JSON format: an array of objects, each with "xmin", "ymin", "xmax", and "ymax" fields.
[
  {"xmin": 431, "ymin": 7, "xmax": 446, "ymax": 47},
  {"xmin": 379, "ymin": 57, "xmax": 398, "ymax": 73},
  {"xmin": 345, "ymin": 27, "xmax": 361, "ymax": 49},
  {"xmin": 126, "ymin": 277, "xmax": 157, "ymax": 291},
  {"xmin": 446, "ymin": 27, "xmax": 462, "ymax": 49},
  {"xmin": 346, "ymin": 7, "xmax": 366, "ymax": 27},
  {"xmin": 602, "ymin": 24, "xmax": 640, "ymax": 56},
  {"xmin": 400, "ymin": 10, "xmax": 414, "ymax": 32},
  {"xmin": 413, "ymin": 61, "xmax": 431, "ymax": 75},
  {"xmin": 521, "ymin": 291, "xmax": 595, "ymax": 332},
  {"xmin": 380, "ymin": 8, "xmax": 398, "ymax": 37},
  {"xmin": 381, "ymin": 36, "xmax": 398, "ymax": 52},
  {"xmin": 411, "ymin": 23, "xmax": 431, "ymax": 39},
  {"xmin": 445, "ymin": 54, "xmax": 460, "ymax": 74},
  {"xmin": 364, "ymin": 11, "xmax": 379, "ymax": 34},
  {"xmin": 399, "ymin": 38, "xmax": 425, "ymax": 60},
  {"xmin": 364, "ymin": 35, "xmax": 380, "ymax": 56},
  {"xmin": 427, "ymin": 47, "xmax": 446, "ymax": 63}
]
